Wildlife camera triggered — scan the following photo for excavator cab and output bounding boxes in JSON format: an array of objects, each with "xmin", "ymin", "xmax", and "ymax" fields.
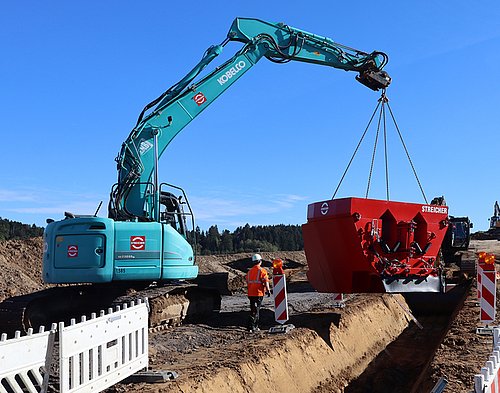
[
  {"xmin": 447, "ymin": 217, "xmax": 471, "ymax": 250},
  {"xmin": 159, "ymin": 184, "xmax": 194, "ymax": 241},
  {"xmin": 159, "ymin": 192, "xmax": 186, "ymax": 234},
  {"xmin": 441, "ymin": 216, "xmax": 472, "ymax": 265}
]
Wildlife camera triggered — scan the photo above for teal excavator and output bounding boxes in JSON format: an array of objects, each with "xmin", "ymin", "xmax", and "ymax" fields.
[{"xmin": 0, "ymin": 18, "xmax": 390, "ymax": 333}]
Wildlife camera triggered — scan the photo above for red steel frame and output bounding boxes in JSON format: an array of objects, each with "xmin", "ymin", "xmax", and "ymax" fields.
[{"xmin": 303, "ymin": 197, "xmax": 449, "ymax": 293}]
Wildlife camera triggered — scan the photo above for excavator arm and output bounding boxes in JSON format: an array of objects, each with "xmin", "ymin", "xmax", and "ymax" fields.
[
  {"xmin": 491, "ymin": 201, "xmax": 500, "ymax": 229},
  {"xmin": 109, "ymin": 17, "xmax": 391, "ymax": 221}
]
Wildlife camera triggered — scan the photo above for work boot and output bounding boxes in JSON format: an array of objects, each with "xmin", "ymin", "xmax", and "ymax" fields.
[
  {"xmin": 251, "ymin": 327, "xmax": 260, "ymax": 333},
  {"xmin": 248, "ymin": 316, "xmax": 256, "ymax": 331}
]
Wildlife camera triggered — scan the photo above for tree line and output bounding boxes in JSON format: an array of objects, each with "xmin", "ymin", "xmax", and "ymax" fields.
[
  {"xmin": 0, "ymin": 218, "xmax": 44, "ymax": 241},
  {"xmin": 0, "ymin": 217, "xmax": 305, "ymax": 254},
  {"xmin": 189, "ymin": 224, "xmax": 304, "ymax": 255}
]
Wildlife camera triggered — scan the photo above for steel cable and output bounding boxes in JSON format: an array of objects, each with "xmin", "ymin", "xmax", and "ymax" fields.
[
  {"xmin": 382, "ymin": 101, "xmax": 390, "ymax": 200},
  {"xmin": 331, "ymin": 99, "xmax": 381, "ymax": 199},
  {"xmin": 332, "ymin": 90, "xmax": 427, "ymax": 203},
  {"xmin": 386, "ymin": 101, "xmax": 428, "ymax": 204},
  {"xmin": 365, "ymin": 102, "xmax": 384, "ymax": 198}
]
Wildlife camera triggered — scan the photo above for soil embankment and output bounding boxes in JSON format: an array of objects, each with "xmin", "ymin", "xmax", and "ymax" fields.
[
  {"xmin": 117, "ymin": 294, "xmax": 411, "ymax": 393},
  {"xmin": 0, "ymin": 237, "xmax": 46, "ymax": 301}
]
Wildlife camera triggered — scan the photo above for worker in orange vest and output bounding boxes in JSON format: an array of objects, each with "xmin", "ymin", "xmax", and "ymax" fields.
[{"xmin": 246, "ymin": 253, "xmax": 271, "ymax": 332}]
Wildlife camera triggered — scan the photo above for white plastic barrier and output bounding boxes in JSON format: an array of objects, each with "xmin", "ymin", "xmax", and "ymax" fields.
[
  {"xmin": 59, "ymin": 299, "xmax": 149, "ymax": 393},
  {"xmin": 0, "ymin": 326, "xmax": 56, "ymax": 393},
  {"xmin": 474, "ymin": 328, "xmax": 500, "ymax": 392}
]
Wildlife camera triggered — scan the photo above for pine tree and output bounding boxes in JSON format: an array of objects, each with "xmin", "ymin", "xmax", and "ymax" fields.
[{"xmin": 220, "ymin": 230, "xmax": 233, "ymax": 253}]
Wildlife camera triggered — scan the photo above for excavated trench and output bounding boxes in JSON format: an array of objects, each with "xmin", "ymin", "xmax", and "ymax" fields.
[
  {"xmin": 112, "ymin": 282, "xmax": 469, "ymax": 393},
  {"xmin": 343, "ymin": 285, "xmax": 469, "ymax": 393}
]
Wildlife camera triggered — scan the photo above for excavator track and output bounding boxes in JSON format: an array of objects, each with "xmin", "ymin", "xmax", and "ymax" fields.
[{"xmin": 0, "ymin": 283, "xmax": 221, "ymax": 336}]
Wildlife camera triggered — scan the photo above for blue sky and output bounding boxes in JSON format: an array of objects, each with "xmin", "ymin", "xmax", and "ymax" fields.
[{"xmin": 1, "ymin": 1, "xmax": 499, "ymax": 231}]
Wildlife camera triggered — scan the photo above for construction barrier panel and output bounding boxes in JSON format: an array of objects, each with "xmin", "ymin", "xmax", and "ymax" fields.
[
  {"xmin": 480, "ymin": 262, "xmax": 497, "ymax": 325},
  {"xmin": 273, "ymin": 274, "xmax": 289, "ymax": 324},
  {"xmin": 0, "ymin": 326, "xmax": 56, "ymax": 393},
  {"xmin": 474, "ymin": 328, "xmax": 500, "ymax": 392},
  {"xmin": 59, "ymin": 299, "xmax": 149, "ymax": 393},
  {"xmin": 0, "ymin": 299, "xmax": 149, "ymax": 393}
]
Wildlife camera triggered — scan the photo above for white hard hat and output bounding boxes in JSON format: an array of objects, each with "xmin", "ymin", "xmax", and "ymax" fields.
[{"xmin": 252, "ymin": 254, "xmax": 262, "ymax": 263}]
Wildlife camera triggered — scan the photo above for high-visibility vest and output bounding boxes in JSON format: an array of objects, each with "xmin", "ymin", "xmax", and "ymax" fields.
[{"xmin": 247, "ymin": 265, "xmax": 268, "ymax": 297}]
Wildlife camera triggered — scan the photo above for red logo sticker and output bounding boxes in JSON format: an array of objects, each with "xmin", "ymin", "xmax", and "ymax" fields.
[
  {"xmin": 130, "ymin": 236, "xmax": 146, "ymax": 250},
  {"xmin": 193, "ymin": 92, "xmax": 207, "ymax": 106},
  {"xmin": 67, "ymin": 245, "xmax": 78, "ymax": 258}
]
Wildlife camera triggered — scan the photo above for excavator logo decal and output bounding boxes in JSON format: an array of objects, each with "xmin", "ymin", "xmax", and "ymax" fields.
[
  {"xmin": 321, "ymin": 202, "xmax": 329, "ymax": 215},
  {"xmin": 130, "ymin": 236, "xmax": 146, "ymax": 250},
  {"xmin": 217, "ymin": 60, "xmax": 246, "ymax": 85},
  {"xmin": 139, "ymin": 140, "xmax": 153, "ymax": 155},
  {"xmin": 67, "ymin": 245, "xmax": 78, "ymax": 258},
  {"xmin": 193, "ymin": 92, "xmax": 207, "ymax": 106}
]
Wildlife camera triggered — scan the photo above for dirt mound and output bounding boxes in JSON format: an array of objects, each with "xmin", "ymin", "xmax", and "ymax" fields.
[
  {"xmin": 0, "ymin": 238, "xmax": 47, "ymax": 302},
  {"xmin": 458, "ymin": 239, "xmax": 500, "ymax": 263},
  {"xmin": 197, "ymin": 251, "xmax": 307, "ymax": 274},
  {"xmin": 196, "ymin": 251, "xmax": 307, "ymax": 294},
  {"xmin": 0, "ymin": 241, "xmax": 306, "ymax": 300},
  {"xmin": 471, "ymin": 229, "xmax": 500, "ymax": 241}
]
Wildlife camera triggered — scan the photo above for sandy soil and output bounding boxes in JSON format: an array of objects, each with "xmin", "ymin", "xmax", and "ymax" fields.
[
  {"xmin": 1, "ymin": 237, "xmax": 500, "ymax": 392},
  {"xmin": 0, "ymin": 237, "xmax": 47, "ymax": 302}
]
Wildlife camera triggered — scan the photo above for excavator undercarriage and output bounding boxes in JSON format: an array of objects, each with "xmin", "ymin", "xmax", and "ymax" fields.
[{"xmin": 0, "ymin": 283, "xmax": 220, "ymax": 335}]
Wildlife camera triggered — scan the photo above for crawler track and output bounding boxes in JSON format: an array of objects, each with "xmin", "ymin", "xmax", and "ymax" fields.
[{"xmin": 0, "ymin": 283, "xmax": 221, "ymax": 336}]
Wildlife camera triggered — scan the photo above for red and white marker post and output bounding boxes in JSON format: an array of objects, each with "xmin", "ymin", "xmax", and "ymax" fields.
[
  {"xmin": 272, "ymin": 259, "xmax": 289, "ymax": 324},
  {"xmin": 333, "ymin": 293, "xmax": 345, "ymax": 308},
  {"xmin": 268, "ymin": 259, "xmax": 294, "ymax": 334},
  {"xmin": 477, "ymin": 252, "xmax": 497, "ymax": 335}
]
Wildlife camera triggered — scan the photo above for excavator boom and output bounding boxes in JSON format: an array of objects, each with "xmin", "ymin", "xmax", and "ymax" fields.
[
  {"xmin": 109, "ymin": 17, "xmax": 390, "ymax": 222},
  {"xmin": 491, "ymin": 201, "xmax": 500, "ymax": 229}
]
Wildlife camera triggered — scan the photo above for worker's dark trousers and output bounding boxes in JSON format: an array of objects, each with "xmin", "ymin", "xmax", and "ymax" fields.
[{"xmin": 248, "ymin": 296, "xmax": 263, "ymax": 330}]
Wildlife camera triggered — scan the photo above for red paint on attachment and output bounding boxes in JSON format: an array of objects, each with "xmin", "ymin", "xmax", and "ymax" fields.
[{"xmin": 303, "ymin": 197, "xmax": 448, "ymax": 293}]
